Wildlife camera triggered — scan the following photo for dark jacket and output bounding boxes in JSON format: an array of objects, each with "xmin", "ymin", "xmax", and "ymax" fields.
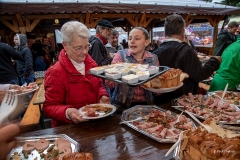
[
  {"xmin": 153, "ymin": 40, "xmax": 220, "ymax": 104},
  {"xmin": 88, "ymin": 36, "xmax": 112, "ymax": 66},
  {"xmin": 214, "ymin": 30, "xmax": 237, "ymax": 56},
  {"xmin": 0, "ymin": 42, "xmax": 23, "ymax": 83},
  {"xmin": 15, "ymin": 34, "xmax": 34, "ymax": 77}
]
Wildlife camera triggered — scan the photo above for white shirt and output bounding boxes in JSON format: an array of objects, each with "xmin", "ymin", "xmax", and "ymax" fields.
[{"xmin": 69, "ymin": 58, "xmax": 85, "ymax": 75}]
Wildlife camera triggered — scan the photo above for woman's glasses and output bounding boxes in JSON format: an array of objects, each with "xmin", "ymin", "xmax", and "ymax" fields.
[{"xmin": 69, "ymin": 43, "xmax": 92, "ymax": 52}]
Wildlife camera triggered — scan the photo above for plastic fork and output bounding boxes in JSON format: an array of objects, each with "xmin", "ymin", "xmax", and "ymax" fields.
[
  {"xmin": 165, "ymin": 131, "xmax": 184, "ymax": 157},
  {"xmin": 0, "ymin": 91, "xmax": 18, "ymax": 124},
  {"xmin": 218, "ymin": 83, "xmax": 228, "ymax": 107},
  {"xmin": 185, "ymin": 111, "xmax": 212, "ymax": 132},
  {"xmin": 119, "ymin": 117, "xmax": 145, "ymax": 124},
  {"xmin": 175, "ymin": 111, "xmax": 183, "ymax": 123}
]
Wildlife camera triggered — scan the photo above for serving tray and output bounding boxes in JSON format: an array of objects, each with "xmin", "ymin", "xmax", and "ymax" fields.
[
  {"xmin": 89, "ymin": 66, "xmax": 169, "ymax": 87},
  {"xmin": 208, "ymin": 91, "xmax": 240, "ymax": 106},
  {"xmin": 171, "ymin": 97, "xmax": 240, "ymax": 124},
  {"xmin": 7, "ymin": 134, "xmax": 80, "ymax": 160},
  {"xmin": 121, "ymin": 105, "xmax": 196, "ymax": 143}
]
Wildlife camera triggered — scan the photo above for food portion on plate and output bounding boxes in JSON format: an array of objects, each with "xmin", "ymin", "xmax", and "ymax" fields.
[
  {"xmin": 209, "ymin": 90, "xmax": 240, "ymax": 105},
  {"xmin": 173, "ymin": 93, "xmax": 240, "ymax": 124},
  {"xmin": 9, "ymin": 82, "xmax": 38, "ymax": 95},
  {"xmin": 141, "ymin": 68, "xmax": 188, "ymax": 93},
  {"xmin": 79, "ymin": 104, "xmax": 116, "ymax": 119},
  {"xmin": 62, "ymin": 152, "xmax": 93, "ymax": 160},
  {"xmin": 121, "ymin": 106, "xmax": 195, "ymax": 143},
  {"xmin": 7, "ymin": 135, "xmax": 80, "ymax": 160},
  {"xmin": 177, "ymin": 119, "xmax": 240, "ymax": 160}
]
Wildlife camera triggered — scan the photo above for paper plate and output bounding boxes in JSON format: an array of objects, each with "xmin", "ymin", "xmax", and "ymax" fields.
[
  {"xmin": 79, "ymin": 104, "xmax": 116, "ymax": 119},
  {"xmin": 142, "ymin": 82, "xmax": 183, "ymax": 93}
]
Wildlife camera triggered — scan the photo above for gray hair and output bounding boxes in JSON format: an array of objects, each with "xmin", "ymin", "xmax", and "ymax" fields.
[
  {"xmin": 131, "ymin": 27, "xmax": 150, "ymax": 40},
  {"xmin": 164, "ymin": 14, "xmax": 185, "ymax": 37},
  {"xmin": 61, "ymin": 21, "xmax": 90, "ymax": 43},
  {"xmin": 96, "ymin": 25, "xmax": 108, "ymax": 34},
  {"xmin": 111, "ymin": 29, "xmax": 119, "ymax": 36}
]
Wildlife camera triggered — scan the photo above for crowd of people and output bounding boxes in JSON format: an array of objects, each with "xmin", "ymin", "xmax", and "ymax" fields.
[{"xmin": 0, "ymin": 14, "xmax": 240, "ymax": 159}]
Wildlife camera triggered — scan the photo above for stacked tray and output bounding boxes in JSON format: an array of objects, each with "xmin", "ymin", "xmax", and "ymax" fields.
[
  {"xmin": 89, "ymin": 63, "xmax": 169, "ymax": 86},
  {"xmin": 7, "ymin": 134, "xmax": 80, "ymax": 160},
  {"xmin": 121, "ymin": 105, "xmax": 196, "ymax": 143}
]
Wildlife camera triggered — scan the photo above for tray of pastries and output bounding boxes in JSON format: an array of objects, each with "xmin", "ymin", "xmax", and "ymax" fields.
[
  {"xmin": 141, "ymin": 68, "xmax": 189, "ymax": 93},
  {"xmin": 121, "ymin": 105, "xmax": 196, "ymax": 143},
  {"xmin": 7, "ymin": 134, "xmax": 80, "ymax": 160},
  {"xmin": 208, "ymin": 90, "xmax": 240, "ymax": 106},
  {"xmin": 172, "ymin": 93, "xmax": 240, "ymax": 124},
  {"xmin": 173, "ymin": 119, "xmax": 240, "ymax": 160},
  {"xmin": 89, "ymin": 63, "xmax": 169, "ymax": 86}
]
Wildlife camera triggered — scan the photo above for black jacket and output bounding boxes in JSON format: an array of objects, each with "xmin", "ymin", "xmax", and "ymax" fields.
[
  {"xmin": 15, "ymin": 34, "xmax": 34, "ymax": 77},
  {"xmin": 88, "ymin": 36, "xmax": 112, "ymax": 66},
  {"xmin": 214, "ymin": 30, "xmax": 237, "ymax": 56},
  {"xmin": 153, "ymin": 40, "xmax": 220, "ymax": 104},
  {"xmin": 0, "ymin": 42, "xmax": 23, "ymax": 83}
]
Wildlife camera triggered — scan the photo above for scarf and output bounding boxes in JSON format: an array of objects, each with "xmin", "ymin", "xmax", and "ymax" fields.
[{"xmin": 96, "ymin": 33, "xmax": 108, "ymax": 45}]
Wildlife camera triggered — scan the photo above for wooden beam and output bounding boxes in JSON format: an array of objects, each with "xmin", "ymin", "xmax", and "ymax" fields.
[
  {"xmin": 126, "ymin": 17, "xmax": 136, "ymax": 27},
  {"xmin": 13, "ymin": 19, "xmax": 19, "ymax": 32},
  {"xmin": 1, "ymin": 20, "xmax": 18, "ymax": 32},
  {"xmin": 25, "ymin": 13, "xmax": 83, "ymax": 20},
  {"xmin": 15, "ymin": 13, "xmax": 25, "ymax": 27},
  {"xmin": 139, "ymin": 12, "xmax": 146, "ymax": 27},
  {"xmin": 144, "ymin": 17, "xmax": 153, "ymax": 28},
  {"xmin": 29, "ymin": 19, "xmax": 41, "ymax": 32},
  {"xmin": 186, "ymin": 18, "xmax": 194, "ymax": 27},
  {"xmin": 19, "ymin": 27, "xmax": 26, "ymax": 34},
  {"xmin": 79, "ymin": 16, "xmax": 84, "ymax": 23},
  {"xmin": 25, "ymin": 18, "xmax": 31, "ymax": 32},
  {"xmin": 85, "ymin": 12, "xmax": 90, "ymax": 28}
]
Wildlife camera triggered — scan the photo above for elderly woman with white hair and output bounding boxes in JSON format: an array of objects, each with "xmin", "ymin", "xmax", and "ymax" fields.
[{"xmin": 43, "ymin": 21, "xmax": 110, "ymax": 127}]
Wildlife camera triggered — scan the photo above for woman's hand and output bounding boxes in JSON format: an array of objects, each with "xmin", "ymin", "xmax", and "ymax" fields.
[
  {"xmin": 0, "ymin": 124, "xmax": 20, "ymax": 160},
  {"xmin": 66, "ymin": 108, "xmax": 88, "ymax": 124},
  {"xmin": 99, "ymin": 96, "xmax": 110, "ymax": 104}
]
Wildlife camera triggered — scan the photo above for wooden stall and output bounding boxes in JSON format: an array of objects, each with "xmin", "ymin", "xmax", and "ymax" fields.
[{"xmin": 0, "ymin": 0, "xmax": 240, "ymax": 55}]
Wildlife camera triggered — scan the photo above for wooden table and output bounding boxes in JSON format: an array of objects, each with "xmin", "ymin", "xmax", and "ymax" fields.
[{"xmin": 20, "ymin": 104, "xmax": 179, "ymax": 160}]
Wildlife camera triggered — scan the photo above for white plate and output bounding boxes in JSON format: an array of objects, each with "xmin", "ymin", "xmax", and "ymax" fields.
[
  {"xmin": 79, "ymin": 104, "xmax": 116, "ymax": 119},
  {"xmin": 142, "ymin": 82, "xmax": 183, "ymax": 93}
]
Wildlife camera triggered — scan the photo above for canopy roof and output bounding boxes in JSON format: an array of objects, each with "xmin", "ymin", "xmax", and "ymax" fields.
[{"xmin": 1, "ymin": 0, "xmax": 240, "ymax": 15}]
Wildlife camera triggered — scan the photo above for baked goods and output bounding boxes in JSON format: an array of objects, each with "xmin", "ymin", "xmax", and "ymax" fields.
[
  {"xmin": 179, "ymin": 119, "xmax": 240, "ymax": 160},
  {"xmin": 142, "ymin": 68, "xmax": 188, "ymax": 88},
  {"xmin": 62, "ymin": 152, "xmax": 93, "ymax": 160}
]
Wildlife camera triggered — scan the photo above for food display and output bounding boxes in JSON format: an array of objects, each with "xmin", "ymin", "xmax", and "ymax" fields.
[
  {"xmin": 172, "ymin": 93, "xmax": 240, "ymax": 124},
  {"xmin": 121, "ymin": 105, "xmax": 195, "ymax": 143},
  {"xmin": 79, "ymin": 104, "xmax": 116, "ymax": 119},
  {"xmin": 89, "ymin": 63, "xmax": 169, "ymax": 86},
  {"xmin": 141, "ymin": 68, "xmax": 188, "ymax": 93},
  {"xmin": 175, "ymin": 119, "xmax": 240, "ymax": 160},
  {"xmin": 7, "ymin": 134, "xmax": 80, "ymax": 160},
  {"xmin": 209, "ymin": 90, "xmax": 240, "ymax": 106}
]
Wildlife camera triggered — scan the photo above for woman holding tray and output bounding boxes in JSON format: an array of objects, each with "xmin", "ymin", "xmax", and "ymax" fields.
[
  {"xmin": 43, "ymin": 21, "xmax": 110, "ymax": 127},
  {"xmin": 106, "ymin": 27, "xmax": 159, "ymax": 112}
]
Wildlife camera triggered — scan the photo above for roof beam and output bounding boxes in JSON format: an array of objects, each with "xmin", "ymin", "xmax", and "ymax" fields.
[
  {"xmin": 139, "ymin": 12, "xmax": 146, "ymax": 27},
  {"xmin": 15, "ymin": 13, "xmax": 25, "ymax": 27},
  {"xmin": 1, "ymin": 20, "xmax": 18, "ymax": 32}
]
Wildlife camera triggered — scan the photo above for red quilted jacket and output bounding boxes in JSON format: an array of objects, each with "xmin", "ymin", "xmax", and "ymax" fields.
[{"xmin": 43, "ymin": 49, "xmax": 108, "ymax": 127}]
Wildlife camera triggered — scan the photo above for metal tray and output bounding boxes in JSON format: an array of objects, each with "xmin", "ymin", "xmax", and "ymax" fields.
[
  {"xmin": 121, "ymin": 105, "xmax": 196, "ymax": 143},
  {"xmin": 171, "ymin": 97, "xmax": 240, "ymax": 124},
  {"xmin": 7, "ymin": 134, "xmax": 80, "ymax": 160},
  {"xmin": 89, "ymin": 66, "xmax": 169, "ymax": 87},
  {"xmin": 208, "ymin": 91, "xmax": 240, "ymax": 106}
]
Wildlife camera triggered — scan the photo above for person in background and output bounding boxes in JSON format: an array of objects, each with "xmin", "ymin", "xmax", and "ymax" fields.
[
  {"xmin": 105, "ymin": 29, "xmax": 123, "ymax": 57},
  {"xmin": 0, "ymin": 42, "xmax": 23, "ymax": 85},
  {"xmin": 88, "ymin": 19, "xmax": 114, "ymax": 66},
  {"xmin": 14, "ymin": 34, "xmax": 35, "ymax": 85},
  {"xmin": 106, "ymin": 27, "xmax": 159, "ymax": 112},
  {"xmin": 34, "ymin": 50, "xmax": 47, "ymax": 71},
  {"xmin": 214, "ymin": 21, "xmax": 239, "ymax": 56},
  {"xmin": 121, "ymin": 39, "xmax": 128, "ymax": 49},
  {"xmin": 153, "ymin": 14, "xmax": 221, "ymax": 104},
  {"xmin": 43, "ymin": 21, "xmax": 110, "ymax": 127},
  {"xmin": 209, "ymin": 36, "xmax": 240, "ymax": 91},
  {"xmin": 42, "ymin": 44, "xmax": 53, "ymax": 68},
  {"xmin": 0, "ymin": 123, "xmax": 20, "ymax": 160},
  {"xmin": 157, "ymin": 40, "xmax": 162, "ymax": 47},
  {"xmin": 235, "ymin": 27, "xmax": 240, "ymax": 36}
]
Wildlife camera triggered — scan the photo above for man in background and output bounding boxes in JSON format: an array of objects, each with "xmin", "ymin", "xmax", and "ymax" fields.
[
  {"xmin": 0, "ymin": 42, "xmax": 23, "ymax": 84},
  {"xmin": 14, "ymin": 34, "xmax": 35, "ymax": 85},
  {"xmin": 214, "ymin": 21, "xmax": 239, "ymax": 56},
  {"xmin": 105, "ymin": 29, "xmax": 123, "ymax": 57},
  {"xmin": 88, "ymin": 19, "xmax": 114, "ymax": 66}
]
